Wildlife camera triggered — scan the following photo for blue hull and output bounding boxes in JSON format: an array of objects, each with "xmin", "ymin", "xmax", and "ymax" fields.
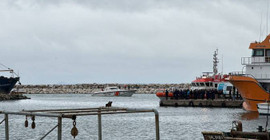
[{"xmin": 0, "ymin": 76, "xmax": 19, "ymax": 94}]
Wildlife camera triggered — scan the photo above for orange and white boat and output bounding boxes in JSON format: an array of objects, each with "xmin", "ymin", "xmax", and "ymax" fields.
[
  {"xmin": 229, "ymin": 35, "xmax": 270, "ymax": 112},
  {"xmin": 156, "ymin": 49, "xmax": 233, "ymax": 100}
]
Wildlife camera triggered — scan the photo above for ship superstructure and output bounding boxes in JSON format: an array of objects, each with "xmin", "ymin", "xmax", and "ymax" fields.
[
  {"xmin": 191, "ymin": 49, "xmax": 232, "ymax": 93},
  {"xmin": 242, "ymin": 35, "xmax": 270, "ymax": 90},
  {"xmin": 229, "ymin": 35, "xmax": 270, "ymax": 111}
]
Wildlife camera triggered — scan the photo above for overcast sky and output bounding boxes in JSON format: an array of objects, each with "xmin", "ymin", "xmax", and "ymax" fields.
[{"xmin": 0, "ymin": 0, "xmax": 268, "ymax": 84}]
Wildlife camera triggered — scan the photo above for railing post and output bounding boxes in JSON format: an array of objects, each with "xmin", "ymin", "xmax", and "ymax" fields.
[
  {"xmin": 98, "ymin": 108, "xmax": 102, "ymax": 140},
  {"xmin": 58, "ymin": 117, "xmax": 62, "ymax": 140},
  {"xmin": 5, "ymin": 114, "xmax": 9, "ymax": 140},
  {"xmin": 155, "ymin": 114, "xmax": 160, "ymax": 140},
  {"xmin": 153, "ymin": 110, "xmax": 160, "ymax": 140}
]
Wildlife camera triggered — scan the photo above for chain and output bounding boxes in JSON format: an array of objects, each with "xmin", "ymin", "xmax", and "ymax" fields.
[{"xmin": 71, "ymin": 115, "xmax": 78, "ymax": 138}]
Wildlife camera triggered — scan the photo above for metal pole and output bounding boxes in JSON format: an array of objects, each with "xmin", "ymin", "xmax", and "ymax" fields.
[
  {"xmin": 58, "ymin": 117, "xmax": 62, "ymax": 140},
  {"xmin": 98, "ymin": 108, "xmax": 102, "ymax": 140},
  {"xmin": 153, "ymin": 110, "xmax": 160, "ymax": 140},
  {"xmin": 5, "ymin": 114, "xmax": 9, "ymax": 140}
]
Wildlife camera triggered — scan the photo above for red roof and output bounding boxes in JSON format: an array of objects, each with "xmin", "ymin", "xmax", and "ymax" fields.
[{"xmin": 192, "ymin": 74, "xmax": 228, "ymax": 83}]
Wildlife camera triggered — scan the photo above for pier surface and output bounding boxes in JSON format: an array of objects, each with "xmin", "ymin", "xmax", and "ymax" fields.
[{"xmin": 160, "ymin": 99, "xmax": 243, "ymax": 108}]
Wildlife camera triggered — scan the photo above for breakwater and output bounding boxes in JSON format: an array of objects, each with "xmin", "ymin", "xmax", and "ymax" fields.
[
  {"xmin": 15, "ymin": 83, "xmax": 190, "ymax": 94},
  {"xmin": 0, "ymin": 94, "xmax": 29, "ymax": 100}
]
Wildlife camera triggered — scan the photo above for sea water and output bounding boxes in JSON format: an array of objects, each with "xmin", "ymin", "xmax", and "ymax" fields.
[{"xmin": 0, "ymin": 94, "xmax": 267, "ymax": 140}]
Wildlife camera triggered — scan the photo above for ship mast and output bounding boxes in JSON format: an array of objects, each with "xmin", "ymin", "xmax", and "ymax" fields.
[{"xmin": 213, "ymin": 49, "xmax": 219, "ymax": 75}]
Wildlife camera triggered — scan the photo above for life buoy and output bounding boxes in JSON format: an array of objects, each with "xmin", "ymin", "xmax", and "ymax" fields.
[{"xmin": 115, "ymin": 91, "xmax": 120, "ymax": 96}]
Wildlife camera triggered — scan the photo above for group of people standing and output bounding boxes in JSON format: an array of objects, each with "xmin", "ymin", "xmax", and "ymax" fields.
[{"xmin": 165, "ymin": 88, "xmax": 241, "ymax": 100}]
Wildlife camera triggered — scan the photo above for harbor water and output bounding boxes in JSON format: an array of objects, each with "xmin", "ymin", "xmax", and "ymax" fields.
[{"xmin": 0, "ymin": 94, "xmax": 268, "ymax": 140}]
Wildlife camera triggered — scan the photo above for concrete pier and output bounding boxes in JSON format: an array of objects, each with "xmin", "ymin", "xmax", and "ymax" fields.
[{"xmin": 160, "ymin": 99, "xmax": 243, "ymax": 108}]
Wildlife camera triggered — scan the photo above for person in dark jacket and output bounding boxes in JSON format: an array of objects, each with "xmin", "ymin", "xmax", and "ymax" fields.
[{"xmin": 165, "ymin": 89, "xmax": 169, "ymax": 100}]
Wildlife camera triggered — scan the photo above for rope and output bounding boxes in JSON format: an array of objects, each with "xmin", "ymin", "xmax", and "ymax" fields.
[
  {"xmin": 0, "ymin": 118, "xmax": 5, "ymax": 124},
  {"xmin": 40, "ymin": 124, "xmax": 59, "ymax": 140},
  {"xmin": 265, "ymin": 93, "xmax": 270, "ymax": 130},
  {"xmin": 0, "ymin": 63, "xmax": 10, "ymax": 70}
]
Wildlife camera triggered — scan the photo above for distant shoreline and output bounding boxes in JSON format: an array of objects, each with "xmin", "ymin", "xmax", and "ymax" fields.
[{"xmin": 15, "ymin": 83, "xmax": 190, "ymax": 94}]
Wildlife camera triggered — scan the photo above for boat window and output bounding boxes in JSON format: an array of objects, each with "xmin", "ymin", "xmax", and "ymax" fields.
[
  {"xmin": 265, "ymin": 50, "xmax": 270, "ymax": 62},
  {"xmin": 215, "ymin": 84, "xmax": 218, "ymax": 88},
  {"xmin": 252, "ymin": 49, "xmax": 264, "ymax": 57},
  {"xmin": 210, "ymin": 82, "xmax": 213, "ymax": 87},
  {"xmin": 200, "ymin": 83, "xmax": 204, "ymax": 86},
  {"xmin": 226, "ymin": 86, "xmax": 232, "ymax": 91},
  {"xmin": 205, "ymin": 83, "xmax": 210, "ymax": 87},
  {"xmin": 266, "ymin": 49, "xmax": 270, "ymax": 56}
]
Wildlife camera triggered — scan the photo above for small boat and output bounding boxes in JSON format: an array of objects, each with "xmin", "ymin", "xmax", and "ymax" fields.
[
  {"xmin": 202, "ymin": 120, "xmax": 270, "ymax": 140},
  {"xmin": 257, "ymin": 102, "xmax": 270, "ymax": 115},
  {"xmin": 92, "ymin": 86, "xmax": 136, "ymax": 97}
]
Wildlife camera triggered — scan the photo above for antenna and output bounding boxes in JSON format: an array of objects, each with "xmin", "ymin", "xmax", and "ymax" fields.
[
  {"xmin": 213, "ymin": 49, "xmax": 219, "ymax": 75},
  {"xmin": 221, "ymin": 54, "xmax": 223, "ymax": 75},
  {"xmin": 267, "ymin": 0, "xmax": 269, "ymax": 35},
  {"xmin": 260, "ymin": 11, "xmax": 263, "ymax": 41}
]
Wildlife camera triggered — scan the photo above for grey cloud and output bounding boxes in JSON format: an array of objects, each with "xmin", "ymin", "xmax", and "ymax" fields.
[{"xmin": 0, "ymin": 0, "xmax": 266, "ymax": 84}]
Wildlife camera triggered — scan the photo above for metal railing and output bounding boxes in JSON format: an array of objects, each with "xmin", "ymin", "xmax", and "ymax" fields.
[
  {"xmin": 229, "ymin": 71, "xmax": 245, "ymax": 75},
  {"xmin": 241, "ymin": 57, "xmax": 270, "ymax": 65},
  {"xmin": 252, "ymin": 74, "xmax": 270, "ymax": 79},
  {"xmin": 0, "ymin": 107, "xmax": 160, "ymax": 140}
]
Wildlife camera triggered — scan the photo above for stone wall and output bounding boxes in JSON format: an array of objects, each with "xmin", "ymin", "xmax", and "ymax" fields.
[{"xmin": 14, "ymin": 83, "xmax": 190, "ymax": 94}]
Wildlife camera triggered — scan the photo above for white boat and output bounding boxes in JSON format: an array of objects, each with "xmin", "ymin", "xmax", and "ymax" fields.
[
  {"xmin": 257, "ymin": 102, "xmax": 270, "ymax": 115},
  {"xmin": 92, "ymin": 86, "xmax": 136, "ymax": 97}
]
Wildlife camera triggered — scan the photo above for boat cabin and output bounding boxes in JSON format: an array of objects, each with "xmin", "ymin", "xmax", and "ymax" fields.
[
  {"xmin": 104, "ymin": 86, "xmax": 120, "ymax": 91},
  {"xmin": 244, "ymin": 35, "xmax": 270, "ymax": 64},
  {"xmin": 191, "ymin": 74, "xmax": 233, "ymax": 94},
  {"xmin": 242, "ymin": 35, "xmax": 270, "ymax": 82}
]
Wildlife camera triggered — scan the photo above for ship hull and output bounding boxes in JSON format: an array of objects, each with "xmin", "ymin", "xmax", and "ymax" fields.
[
  {"xmin": 0, "ymin": 76, "xmax": 19, "ymax": 94},
  {"xmin": 257, "ymin": 103, "xmax": 270, "ymax": 115},
  {"xmin": 229, "ymin": 75, "xmax": 269, "ymax": 112}
]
